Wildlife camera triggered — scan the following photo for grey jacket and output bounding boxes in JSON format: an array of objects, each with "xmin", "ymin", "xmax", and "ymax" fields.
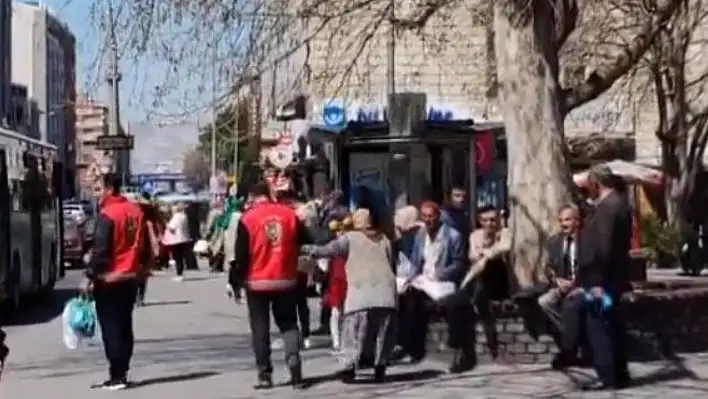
[{"xmin": 309, "ymin": 231, "xmax": 397, "ymax": 314}]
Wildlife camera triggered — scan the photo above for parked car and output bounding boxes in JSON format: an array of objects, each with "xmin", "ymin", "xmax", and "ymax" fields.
[{"xmin": 62, "ymin": 219, "xmax": 85, "ymax": 269}]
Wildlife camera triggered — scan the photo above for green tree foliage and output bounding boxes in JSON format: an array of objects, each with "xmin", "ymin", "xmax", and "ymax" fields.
[{"xmin": 196, "ymin": 100, "xmax": 255, "ymax": 174}]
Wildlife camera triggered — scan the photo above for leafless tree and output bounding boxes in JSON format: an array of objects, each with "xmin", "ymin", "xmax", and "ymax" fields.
[
  {"xmin": 641, "ymin": 0, "xmax": 708, "ymax": 228},
  {"xmin": 93, "ymin": 0, "xmax": 684, "ymax": 288},
  {"xmin": 182, "ymin": 149, "xmax": 210, "ymax": 190}
]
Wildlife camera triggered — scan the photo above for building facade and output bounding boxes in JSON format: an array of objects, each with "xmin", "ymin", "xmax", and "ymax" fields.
[
  {"xmin": 12, "ymin": 1, "xmax": 77, "ymax": 196},
  {"xmin": 11, "ymin": 2, "xmax": 76, "ymax": 152},
  {"xmin": 0, "ymin": 0, "xmax": 11, "ymax": 127}
]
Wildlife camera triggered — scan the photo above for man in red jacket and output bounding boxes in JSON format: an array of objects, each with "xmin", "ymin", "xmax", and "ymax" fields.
[
  {"xmin": 83, "ymin": 173, "xmax": 150, "ymax": 390},
  {"xmin": 231, "ymin": 181, "xmax": 311, "ymax": 390}
]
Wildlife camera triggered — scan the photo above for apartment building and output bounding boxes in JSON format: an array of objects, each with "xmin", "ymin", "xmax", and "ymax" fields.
[
  {"xmin": 0, "ymin": 0, "xmax": 11, "ymax": 126},
  {"xmin": 11, "ymin": 0, "xmax": 77, "ymax": 170},
  {"xmin": 75, "ymin": 100, "xmax": 112, "ymax": 199}
]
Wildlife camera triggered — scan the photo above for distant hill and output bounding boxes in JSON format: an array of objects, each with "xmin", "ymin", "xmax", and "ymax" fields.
[{"xmin": 130, "ymin": 122, "xmax": 199, "ymax": 174}]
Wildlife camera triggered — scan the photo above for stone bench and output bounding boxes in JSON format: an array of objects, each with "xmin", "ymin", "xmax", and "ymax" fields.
[{"xmin": 426, "ymin": 281, "xmax": 708, "ymax": 364}]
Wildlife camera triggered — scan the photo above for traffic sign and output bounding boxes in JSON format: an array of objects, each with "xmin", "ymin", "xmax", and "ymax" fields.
[
  {"xmin": 268, "ymin": 145, "xmax": 294, "ymax": 169},
  {"xmin": 96, "ymin": 135, "xmax": 134, "ymax": 150}
]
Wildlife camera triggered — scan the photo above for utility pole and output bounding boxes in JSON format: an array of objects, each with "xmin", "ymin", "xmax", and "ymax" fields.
[
  {"xmin": 386, "ymin": 0, "xmax": 396, "ymax": 97},
  {"xmin": 232, "ymin": 98, "xmax": 240, "ymax": 178},
  {"xmin": 210, "ymin": 46, "xmax": 217, "ymax": 180},
  {"xmin": 106, "ymin": 1, "xmax": 124, "ymax": 185}
]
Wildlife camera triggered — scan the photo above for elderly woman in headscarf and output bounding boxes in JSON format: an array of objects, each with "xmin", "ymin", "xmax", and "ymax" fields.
[{"xmin": 302, "ymin": 208, "xmax": 398, "ymax": 383}]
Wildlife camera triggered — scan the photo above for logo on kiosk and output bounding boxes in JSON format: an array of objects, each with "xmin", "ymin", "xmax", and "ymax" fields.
[{"xmin": 322, "ymin": 102, "xmax": 346, "ymax": 128}]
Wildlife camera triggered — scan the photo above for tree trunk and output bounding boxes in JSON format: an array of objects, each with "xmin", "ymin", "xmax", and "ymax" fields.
[{"xmin": 493, "ymin": 1, "xmax": 576, "ymax": 289}]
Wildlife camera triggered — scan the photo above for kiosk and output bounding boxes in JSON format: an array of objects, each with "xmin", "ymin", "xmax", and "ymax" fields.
[{"xmin": 308, "ymin": 93, "xmax": 504, "ymax": 220}]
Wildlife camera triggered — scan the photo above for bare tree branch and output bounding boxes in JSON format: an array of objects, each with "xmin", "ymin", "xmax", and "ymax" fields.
[
  {"xmin": 562, "ymin": 0, "xmax": 685, "ymax": 115},
  {"xmin": 553, "ymin": 0, "xmax": 579, "ymax": 51}
]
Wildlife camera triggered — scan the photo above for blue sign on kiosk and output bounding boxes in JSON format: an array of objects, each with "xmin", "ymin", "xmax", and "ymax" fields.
[
  {"xmin": 322, "ymin": 102, "xmax": 346, "ymax": 129},
  {"xmin": 141, "ymin": 180, "xmax": 156, "ymax": 195}
]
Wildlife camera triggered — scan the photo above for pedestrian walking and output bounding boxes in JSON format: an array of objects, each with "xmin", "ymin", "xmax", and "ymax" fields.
[
  {"xmin": 162, "ymin": 202, "xmax": 191, "ymax": 282},
  {"xmin": 302, "ymin": 208, "xmax": 398, "ymax": 383},
  {"xmin": 83, "ymin": 173, "xmax": 150, "ymax": 390},
  {"xmin": 135, "ymin": 191, "xmax": 163, "ymax": 306},
  {"xmin": 231, "ymin": 182, "xmax": 311, "ymax": 389}
]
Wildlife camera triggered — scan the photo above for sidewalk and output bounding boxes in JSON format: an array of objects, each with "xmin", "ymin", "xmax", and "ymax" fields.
[{"xmin": 1, "ymin": 268, "xmax": 707, "ymax": 398}]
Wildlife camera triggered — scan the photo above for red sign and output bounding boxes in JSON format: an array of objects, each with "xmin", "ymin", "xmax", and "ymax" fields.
[
  {"xmin": 475, "ymin": 131, "xmax": 495, "ymax": 175},
  {"xmin": 278, "ymin": 130, "xmax": 294, "ymax": 146}
]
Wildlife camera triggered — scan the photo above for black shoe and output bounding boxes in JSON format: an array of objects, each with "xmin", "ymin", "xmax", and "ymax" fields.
[
  {"xmin": 254, "ymin": 373, "xmax": 273, "ymax": 390},
  {"xmin": 288, "ymin": 366, "xmax": 307, "ymax": 390},
  {"xmin": 448, "ymin": 351, "xmax": 475, "ymax": 374},
  {"xmin": 339, "ymin": 367, "xmax": 355, "ymax": 383},
  {"xmin": 90, "ymin": 377, "xmax": 129, "ymax": 390},
  {"xmin": 373, "ymin": 366, "xmax": 386, "ymax": 383}
]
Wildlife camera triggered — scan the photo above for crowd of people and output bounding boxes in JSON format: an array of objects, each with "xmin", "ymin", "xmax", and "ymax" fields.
[{"xmin": 15, "ymin": 162, "xmax": 632, "ymax": 392}]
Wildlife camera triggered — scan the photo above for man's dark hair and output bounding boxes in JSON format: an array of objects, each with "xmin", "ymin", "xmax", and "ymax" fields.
[
  {"xmin": 102, "ymin": 173, "xmax": 122, "ymax": 195},
  {"xmin": 588, "ymin": 165, "xmax": 615, "ymax": 187},
  {"xmin": 248, "ymin": 181, "xmax": 271, "ymax": 198},
  {"xmin": 477, "ymin": 205, "xmax": 498, "ymax": 215}
]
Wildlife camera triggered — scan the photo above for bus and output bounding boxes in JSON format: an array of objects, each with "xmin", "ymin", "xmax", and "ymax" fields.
[{"xmin": 0, "ymin": 127, "xmax": 62, "ymax": 317}]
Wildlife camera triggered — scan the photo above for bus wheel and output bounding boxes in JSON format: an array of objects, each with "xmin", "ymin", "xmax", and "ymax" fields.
[{"xmin": 1, "ymin": 252, "xmax": 21, "ymax": 319}]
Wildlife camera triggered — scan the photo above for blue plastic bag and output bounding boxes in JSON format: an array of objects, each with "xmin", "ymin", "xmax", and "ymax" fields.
[
  {"xmin": 62, "ymin": 295, "xmax": 98, "ymax": 350},
  {"xmin": 583, "ymin": 289, "xmax": 613, "ymax": 314}
]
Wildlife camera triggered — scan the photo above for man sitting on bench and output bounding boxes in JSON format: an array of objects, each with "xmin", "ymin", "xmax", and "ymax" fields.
[{"xmin": 537, "ymin": 204, "xmax": 587, "ymax": 369}]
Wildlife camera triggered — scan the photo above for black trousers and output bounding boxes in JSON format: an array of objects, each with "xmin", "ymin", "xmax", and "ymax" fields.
[
  {"xmin": 296, "ymin": 279, "xmax": 311, "ymax": 338},
  {"xmin": 246, "ymin": 289, "xmax": 301, "ymax": 375},
  {"xmin": 171, "ymin": 243, "xmax": 190, "ymax": 276},
  {"xmin": 94, "ymin": 280, "xmax": 138, "ymax": 380},
  {"xmin": 584, "ymin": 299, "xmax": 629, "ymax": 385},
  {"xmin": 398, "ymin": 288, "xmax": 473, "ymax": 359},
  {"xmin": 184, "ymin": 241, "xmax": 199, "ymax": 270}
]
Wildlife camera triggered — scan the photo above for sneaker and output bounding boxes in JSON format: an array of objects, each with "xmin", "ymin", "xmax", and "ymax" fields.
[
  {"xmin": 271, "ymin": 338, "xmax": 284, "ymax": 350},
  {"xmin": 288, "ymin": 366, "xmax": 307, "ymax": 390},
  {"xmin": 302, "ymin": 338, "xmax": 313, "ymax": 349},
  {"xmin": 253, "ymin": 372, "xmax": 273, "ymax": 390},
  {"xmin": 172, "ymin": 276, "xmax": 184, "ymax": 282},
  {"xmin": 91, "ymin": 378, "xmax": 129, "ymax": 390}
]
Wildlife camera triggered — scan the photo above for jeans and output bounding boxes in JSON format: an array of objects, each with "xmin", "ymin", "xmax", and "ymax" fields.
[
  {"xmin": 94, "ymin": 280, "xmax": 139, "ymax": 380},
  {"xmin": 246, "ymin": 289, "xmax": 301, "ymax": 375}
]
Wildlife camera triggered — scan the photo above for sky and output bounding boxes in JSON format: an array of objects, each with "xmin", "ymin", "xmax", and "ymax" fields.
[{"xmin": 45, "ymin": 0, "xmax": 206, "ymax": 124}]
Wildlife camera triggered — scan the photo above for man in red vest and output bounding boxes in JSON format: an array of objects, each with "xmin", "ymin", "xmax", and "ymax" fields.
[
  {"xmin": 231, "ymin": 181, "xmax": 311, "ymax": 390},
  {"xmin": 83, "ymin": 173, "xmax": 150, "ymax": 390}
]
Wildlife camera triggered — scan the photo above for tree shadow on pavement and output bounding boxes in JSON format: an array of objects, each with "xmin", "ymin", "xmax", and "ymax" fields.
[
  {"xmin": 292, "ymin": 368, "xmax": 443, "ymax": 389},
  {"xmin": 562, "ymin": 357, "xmax": 706, "ymax": 390},
  {"xmin": 3, "ymin": 288, "xmax": 78, "ymax": 327},
  {"xmin": 140, "ymin": 300, "xmax": 191, "ymax": 307},
  {"xmin": 131, "ymin": 371, "xmax": 220, "ymax": 388}
]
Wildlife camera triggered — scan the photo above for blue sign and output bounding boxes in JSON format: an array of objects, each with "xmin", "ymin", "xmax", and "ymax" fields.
[
  {"xmin": 141, "ymin": 180, "xmax": 156, "ymax": 195},
  {"xmin": 322, "ymin": 103, "xmax": 346, "ymax": 128},
  {"xmin": 354, "ymin": 106, "xmax": 456, "ymax": 123}
]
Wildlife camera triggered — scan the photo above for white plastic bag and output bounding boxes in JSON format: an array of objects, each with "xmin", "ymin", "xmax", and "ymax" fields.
[
  {"xmin": 62, "ymin": 301, "xmax": 80, "ymax": 350},
  {"xmin": 193, "ymin": 239, "xmax": 209, "ymax": 255}
]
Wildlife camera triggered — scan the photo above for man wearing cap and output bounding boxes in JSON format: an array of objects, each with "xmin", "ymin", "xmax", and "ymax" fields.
[{"xmin": 574, "ymin": 165, "xmax": 632, "ymax": 390}]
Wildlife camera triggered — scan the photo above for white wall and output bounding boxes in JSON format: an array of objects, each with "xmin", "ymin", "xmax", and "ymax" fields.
[{"xmin": 11, "ymin": 3, "xmax": 48, "ymax": 141}]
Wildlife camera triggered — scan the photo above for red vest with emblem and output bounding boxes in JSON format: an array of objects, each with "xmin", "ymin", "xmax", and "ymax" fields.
[
  {"xmin": 241, "ymin": 201, "xmax": 300, "ymax": 291},
  {"xmin": 100, "ymin": 195, "xmax": 146, "ymax": 276}
]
